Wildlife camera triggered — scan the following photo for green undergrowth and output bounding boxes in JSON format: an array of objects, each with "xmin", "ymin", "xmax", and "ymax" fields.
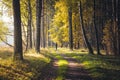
[
  {"xmin": 0, "ymin": 48, "xmax": 50, "ymax": 80},
  {"xmin": 71, "ymin": 54, "xmax": 120, "ymax": 80},
  {"xmin": 46, "ymin": 48, "xmax": 120, "ymax": 80},
  {"xmin": 38, "ymin": 48, "xmax": 120, "ymax": 80}
]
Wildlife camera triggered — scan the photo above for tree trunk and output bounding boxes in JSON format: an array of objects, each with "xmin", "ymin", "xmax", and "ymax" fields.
[
  {"xmin": 68, "ymin": 7, "xmax": 73, "ymax": 50},
  {"xmin": 117, "ymin": 0, "xmax": 120, "ymax": 55},
  {"xmin": 35, "ymin": 0, "xmax": 42, "ymax": 53},
  {"xmin": 42, "ymin": 0, "xmax": 46, "ymax": 48},
  {"xmin": 26, "ymin": 0, "xmax": 32, "ymax": 50},
  {"xmin": 55, "ymin": 43, "xmax": 57, "ymax": 51},
  {"xmin": 13, "ymin": 0, "xmax": 23, "ymax": 60},
  {"xmin": 93, "ymin": 0, "xmax": 101, "ymax": 55},
  {"xmin": 79, "ymin": 1, "xmax": 94, "ymax": 54}
]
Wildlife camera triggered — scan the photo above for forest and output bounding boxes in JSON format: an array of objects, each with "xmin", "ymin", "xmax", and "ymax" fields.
[{"xmin": 0, "ymin": 0, "xmax": 120, "ymax": 80}]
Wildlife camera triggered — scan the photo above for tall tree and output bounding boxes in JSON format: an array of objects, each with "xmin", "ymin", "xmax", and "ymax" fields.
[
  {"xmin": 26, "ymin": 0, "xmax": 32, "ymax": 50},
  {"xmin": 93, "ymin": 0, "xmax": 101, "ymax": 55},
  {"xmin": 79, "ymin": 0, "xmax": 94, "ymax": 54},
  {"xmin": 13, "ymin": 0, "xmax": 23, "ymax": 60},
  {"xmin": 35, "ymin": 0, "xmax": 42, "ymax": 53},
  {"xmin": 117, "ymin": 0, "xmax": 120, "ymax": 55},
  {"xmin": 68, "ymin": 7, "xmax": 73, "ymax": 50}
]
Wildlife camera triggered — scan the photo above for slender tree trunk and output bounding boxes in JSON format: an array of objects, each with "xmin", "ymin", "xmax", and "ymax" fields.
[
  {"xmin": 93, "ymin": 0, "xmax": 101, "ymax": 55},
  {"xmin": 35, "ymin": 0, "xmax": 42, "ymax": 53},
  {"xmin": 47, "ymin": 15, "xmax": 50, "ymax": 47},
  {"xmin": 32, "ymin": 22, "xmax": 35, "ymax": 47},
  {"xmin": 68, "ymin": 7, "xmax": 73, "ymax": 50},
  {"xmin": 13, "ymin": 0, "xmax": 23, "ymax": 60},
  {"xmin": 21, "ymin": 22, "xmax": 27, "ymax": 46},
  {"xmin": 55, "ymin": 43, "xmax": 57, "ymax": 51},
  {"xmin": 117, "ymin": 0, "xmax": 120, "ymax": 55},
  {"xmin": 79, "ymin": 1, "xmax": 94, "ymax": 54},
  {"xmin": 26, "ymin": 0, "xmax": 32, "ymax": 50},
  {"xmin": 42, "ymin": 0, "xmax": 46, "ymax": 48}
]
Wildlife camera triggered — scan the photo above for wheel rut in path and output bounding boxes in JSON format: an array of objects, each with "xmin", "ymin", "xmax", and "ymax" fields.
[
  {"xmin": 39, "ymin": 58, "xmax": 58, "ymax": 80},
  {"xmin": 61, "ymin": 54, "xmax": 92, "ymax": 80}
]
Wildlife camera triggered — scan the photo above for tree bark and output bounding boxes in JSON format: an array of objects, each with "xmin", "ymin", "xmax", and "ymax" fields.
[
  {"xmin": 68, "ymin": 7, "xmax": 73, "ymax": 50},
  {"xmin": 93, "ymin": 0, "xmax": 101, "ymax": 55},
  {"xmin": 13, "ymin": 0, "xmax": 23, "ymax": 60},
  {"xmin": 117, "ymin": 0, "xmax": 120, "ymax": 55},
  {"xmin": 79, "ymin": 1, "xmax": 94, "ymax": 54},
  {"xmin": 26, "ymin": 0, "xmax": 32, "ymax": 50},
  {"xmin": 42, "ymin": 0, "xmax": 46, "ymax": 48},
  {"xmin": 35, "ymin": 0, "xmax": 42, "ymax": 53}
]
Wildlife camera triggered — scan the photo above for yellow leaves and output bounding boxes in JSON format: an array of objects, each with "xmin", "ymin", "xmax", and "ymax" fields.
[
  {"xmin": 0, "ymin": 48, "xmax": 51, "ymax": 80},
  {"xmin": 55, "ymin": 0, "xmax": 68, "ymax": 11},
  {"xmin": 49, "ymin": 0, "xmax": 70, "ymax": 45}
]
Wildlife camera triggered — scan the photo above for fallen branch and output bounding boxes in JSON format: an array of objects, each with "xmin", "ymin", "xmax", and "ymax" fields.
[{"xmin": 0, "ymin": 36, "xmax": 13, "ymax": 47}]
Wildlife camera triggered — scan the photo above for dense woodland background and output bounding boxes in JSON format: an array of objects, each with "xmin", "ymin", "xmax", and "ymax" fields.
[
  {"xmin": 0, "ymin": 0, "xmax": 120, "ymax": 58},
  {"xmin": 0, "ymin": 0, "xmax": 120, "ymax": 80}
]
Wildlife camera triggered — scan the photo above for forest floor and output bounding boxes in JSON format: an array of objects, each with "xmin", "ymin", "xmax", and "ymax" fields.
[
  {"xmin": 0, "ymin": 47, "xmax": 120, "ymax": 80},
  {"xmin": 41, "ymin": 48, "xmax": 120, "ymax": 80},
  {"xmin": 40, "ymin": 53, "xmax": 92, "ymax": 80},
  {"xmin": 0, "ymin": 47, "xmax": 51, "ymax": 80}
]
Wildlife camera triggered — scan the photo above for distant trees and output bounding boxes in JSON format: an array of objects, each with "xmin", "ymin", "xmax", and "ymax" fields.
[{"xmin": 1, "ymin": 0, "xmax": 120, "ymax": 55}]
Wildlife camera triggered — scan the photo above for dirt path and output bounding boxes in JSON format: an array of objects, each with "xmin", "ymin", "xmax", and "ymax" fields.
[
  {"xmin": 39, "ymin": 59, "xmax": 58, "ymax": 80},
  {"xmin": 40, "ymin": 54, "xmax": 92, "ymax": 80},
  {"xmin": 61, "ymin": 54, "xmax": 92, "ymax": 80}
]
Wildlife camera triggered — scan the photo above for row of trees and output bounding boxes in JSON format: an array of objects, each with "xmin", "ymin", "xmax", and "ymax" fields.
[
  {"xmin": 0, "ymin": 0, "xmax": 120, "ymax": 60},
  {"xmin": 12, "ymin": 0, "xmax": 42, "ymax": 60},
  {"xmin": 49, "ymin": 0, "xmax": 120, "ymax": 55}
]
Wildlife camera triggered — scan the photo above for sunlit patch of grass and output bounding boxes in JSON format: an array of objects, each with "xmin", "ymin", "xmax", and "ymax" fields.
[
  {"xmin": 57, "ymin": 60, "xmax": 68, "ymax": 67},
  {"xmin": 0, "ymin": 48, "xmax": 51, "ymax": 80},
  {"xmin": 55, "ymin": 55, "xmax": 64, "ymax": 59},
  {"xmin": 56, "ymin": 59, "xmax": 68, "ymax": 80},
  {"xmin": 42, "ymin": 49, "xmax": 69, "ymax": 80},
  {"xmin": 72, "ymin": 54, "xmax": 120, "ymax": 80}
]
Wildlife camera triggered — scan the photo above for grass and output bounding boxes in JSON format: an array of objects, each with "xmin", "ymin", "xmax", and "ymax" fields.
[
  {"xmin": 1, "ymin": 47, "xmax": 120, "ymax": 80},
  {"xmin": 42, "ymin": 48, "xmax": 69, "ymax": 80},
  {"xmin": 46, "ymin": 48, "xmax": 120, "ymax": 80},
  {"xmin": 70, "ymin": 54, "xmax": 120, "ymax": 80},
  {"xmin": 32, "ymin": 48, "xmax": 120, "ymax": 80},
  {"xmin": 0, "ymin": 47, "xmax": 50, "ymax": 80},
  {"xmin": 56, "ymin": 59, "xmax": 68, "ymax": 80}
]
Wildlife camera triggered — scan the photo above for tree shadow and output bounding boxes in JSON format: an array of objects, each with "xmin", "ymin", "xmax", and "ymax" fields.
[{"xmin": 88, "ymin": 67, "xmax": 120, "ymax": 80}]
